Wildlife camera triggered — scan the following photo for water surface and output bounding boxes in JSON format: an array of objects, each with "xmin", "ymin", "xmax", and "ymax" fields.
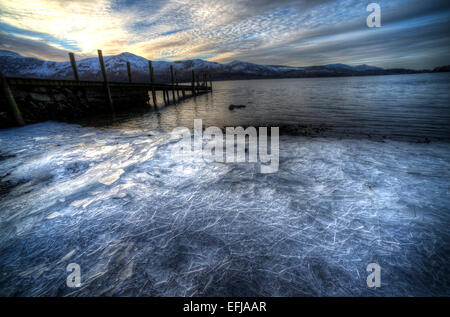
[
  {"xmin": 83, "ymin": 73, "xmax": 450, "ymax": 141},
  {"xmin": 0, "ymin": 73, "xmax": 449, "ymax": 296}
]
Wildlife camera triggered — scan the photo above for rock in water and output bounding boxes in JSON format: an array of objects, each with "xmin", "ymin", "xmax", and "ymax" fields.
[{"xmin": 229, "ymin": 104, "xmax": 246, "ymax": 110}]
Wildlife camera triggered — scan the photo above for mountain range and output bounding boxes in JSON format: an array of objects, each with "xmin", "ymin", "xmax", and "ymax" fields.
[{"xmin": 0, "ymin": 50, "xmax": 446, "ymax": 83}]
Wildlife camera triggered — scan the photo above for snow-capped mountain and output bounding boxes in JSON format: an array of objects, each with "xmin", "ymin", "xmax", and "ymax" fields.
[{"xmin": 0, "ymin": 50, "xmax": 420, "ymax": 82}]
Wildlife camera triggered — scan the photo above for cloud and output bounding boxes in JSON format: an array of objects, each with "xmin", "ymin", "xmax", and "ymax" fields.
[
  {"xmin": 0, "ymin": 0, "xmax": 449, "ymax": 68},
  {"xmin": 0, "ymin": 32, "xmax": 71, "ymax": 61},
  {"xmin": 0, "ymin": 0, "xmax": 130, "ymax": 55}
]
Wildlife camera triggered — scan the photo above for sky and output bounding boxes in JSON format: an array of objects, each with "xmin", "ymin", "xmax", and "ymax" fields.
[{"xmin": 0, "ymin": 0, "xmax": 449, "ymax": 69}]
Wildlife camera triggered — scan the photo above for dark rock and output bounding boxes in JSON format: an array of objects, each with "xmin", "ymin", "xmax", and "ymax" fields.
[
  {"xmin": 30, "ymin": 92, "xmax": 51, "ymax": 102},
  {"xmin": 229, "ymin": 104, "xmax": 246, "ymax": 110},
  {"xmin": 53, "ymin": 94, "xmax": 66, "ymax": 101}
]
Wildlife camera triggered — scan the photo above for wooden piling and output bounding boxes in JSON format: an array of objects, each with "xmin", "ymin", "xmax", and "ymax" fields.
[
  {"xmin": 162, "ymin": 88, "xmax": 167, "ymax": 105},
  {"xmin": 209, "ymin": 73, "xmax": 213, "ymax": 92},
  {"xmin": 175, "ymin": 71, "xmax": 180, "ymax": 100},
  {"xmin": 191, "ymin": 70, "xmax": 196, "ymax": 96},
  {"xmin": 166, "ymin": 89, "xmax": 170, "ymax": 105},
  {"xmin": 196, "ymin": 74, "xmax": 201, "ymax": 94},
  {"xmin": 170, "ymin": 65, "xmax": 176, "ymax": 104},
  {"xmin": 0, "ymin": 71, "xmax": 25, "ymax": 126},
  {"xmin": 97, "ymin": 50, "xmax": 114, "ymax": 112},
  {"xmin": 148, "ymin": 60, "xmax": 157, "ymax": 107},
  {"xmin": 69, "ymin": 52, "xmax": 80, "ymax": 81},
  {"xmin": 181, "ymin": 86, "xmax": 186, "ymax": 99},
  {"xmin": 127, "ymin": 62, "xmax": 132, "ymax": 83}
]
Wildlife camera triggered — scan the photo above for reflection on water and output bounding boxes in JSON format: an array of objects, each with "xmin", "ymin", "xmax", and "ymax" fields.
[{"xmin": 81, "ymin": 73, "xmax": 450, "ymax": 141}]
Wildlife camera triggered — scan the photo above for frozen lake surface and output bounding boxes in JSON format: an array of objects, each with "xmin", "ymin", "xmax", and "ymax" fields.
[{"xmin": 0, "ymin": 74, "xmax": 449, "ymax": 296}]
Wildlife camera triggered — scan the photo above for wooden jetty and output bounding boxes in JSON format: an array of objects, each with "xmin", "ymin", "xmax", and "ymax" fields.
[{"xmin": 0, "ymin": 50, "xmax": 213, "ymax": 127}]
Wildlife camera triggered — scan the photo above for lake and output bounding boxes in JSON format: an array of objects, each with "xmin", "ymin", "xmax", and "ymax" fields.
[
  {"xmin": 82, "ymin": 72, "xmax": 450, "ymax": 141},
  {"xmin": 0, "ymin": 73, "xmax": 449, "ymax": 296}
]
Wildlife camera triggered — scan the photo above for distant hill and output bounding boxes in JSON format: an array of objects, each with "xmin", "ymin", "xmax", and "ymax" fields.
[
  {"xmin": 0, "ymin": 50, "xmax": 432, "ymax": 82},
  {"xmin": 433, "ymin": 65, "xmax": 450, "ymax": 72}
]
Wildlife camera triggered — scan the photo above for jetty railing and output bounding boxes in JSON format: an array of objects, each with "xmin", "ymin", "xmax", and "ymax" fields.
[{"xmin": 0, "ymin": 49, "xmax": 213, "ymax": 126}]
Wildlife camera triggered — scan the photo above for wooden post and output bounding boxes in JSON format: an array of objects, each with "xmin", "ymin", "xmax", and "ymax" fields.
[
  {"xmin": 0, "ymin": 71, "xmax": 25, "ymax": 126},
  {"xmin": 181, "ymin": 86, "xmax": 186, "ymax": 99},
  {"xmin": 175, "ymin": 71, "xmax": 180, "ymax": 100},
  {"xmin": 170, "ymin": 65, "xmax": 176, "ymax": 104},
  {"xmin": 163, "ymin": 88, "xmax": 167, "ymax": 105},
  {"xmin": 127, "ymin": 62, "xmax": 132, "ymax": 83},
  {"xmin": 209, "ymin": 73, "xmax": 213, "ymax": 92},
  {"xmin": 97, "ymin": 50, "xmax": 114, "ymax": 112},
  {"xmin": 191, "ymin": 70, "xmax": 196, "ymax": 96},
  {"xmin": 69, "ymin": 52, "xmax": 79, "ymax": 81},
  {"xmin": 148, "ymin": 60, "xmax": 157, "ymax": 107},
  {"xmin": 196, "ymin": 74, "xmax": 200, "ymax": 94}
]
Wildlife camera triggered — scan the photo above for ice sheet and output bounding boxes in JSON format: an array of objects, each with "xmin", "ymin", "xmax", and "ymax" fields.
[{"xmin": 0, "ymin": 122, "xmax": 449, "ymax": 296}]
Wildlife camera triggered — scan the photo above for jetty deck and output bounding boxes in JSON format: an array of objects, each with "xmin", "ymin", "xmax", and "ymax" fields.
[{"xmin": 0, "ymin": 50, "xmax": 213, "ymax": 127}]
